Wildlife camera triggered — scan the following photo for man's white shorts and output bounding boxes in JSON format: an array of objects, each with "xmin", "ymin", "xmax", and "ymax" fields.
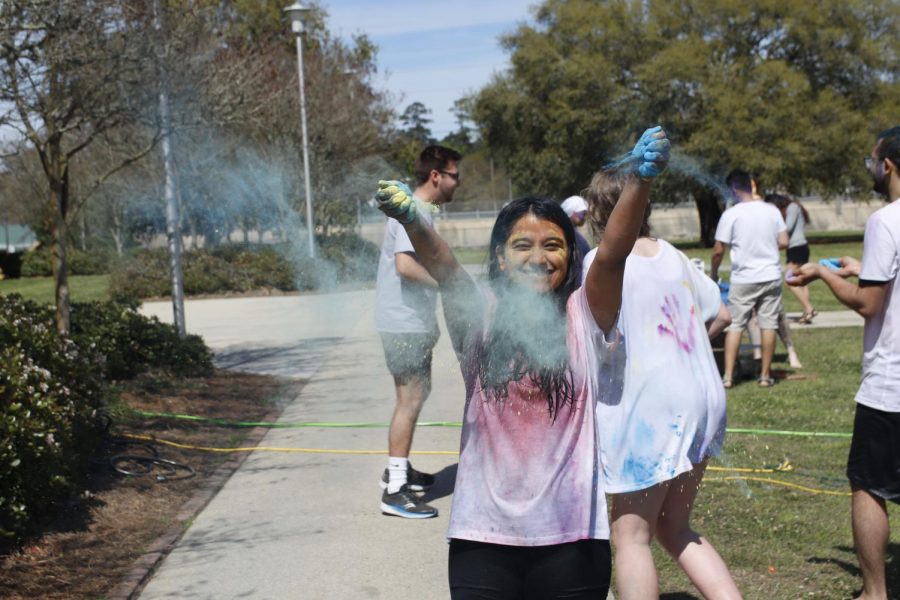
[{"xmin": 726, "ymin": 279, "xmax": 783, "ymax": 331}]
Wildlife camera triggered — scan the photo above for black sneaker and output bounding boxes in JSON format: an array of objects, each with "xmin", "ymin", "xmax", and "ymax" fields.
[
  {"xmin": 381, "ymin": 484, "xmax": 438, "ymax": 519},
  {"xmin": 379, "ymin": 464, "xmax": 435, "ymax": 492}
]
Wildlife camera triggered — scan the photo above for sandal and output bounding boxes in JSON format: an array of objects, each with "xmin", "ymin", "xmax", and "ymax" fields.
[
  {"xmin": 757, "ymin": 376, "xmax": 775, "ymax": 388},
  {"xmin": 722, "ymin": 377, "xmax": 734, "ymax": 389},
  {"xmin": 797, "ymin": 309, "xmax": 818, "ymax": 324}
]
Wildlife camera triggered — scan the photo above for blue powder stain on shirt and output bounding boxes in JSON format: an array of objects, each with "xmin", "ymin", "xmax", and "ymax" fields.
[
  {"xmin": 622, "ymin": 455, "xmax": 657, "ymax": 484},
  {"xmin": 634, "ymin": 420, "xmax": 655, "ymax": 447},
  {"xmin": 619, "ymin": 421, "xmax": 660, "ymax": 485}
]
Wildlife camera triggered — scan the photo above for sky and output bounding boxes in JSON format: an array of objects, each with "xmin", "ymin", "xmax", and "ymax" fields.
[{"xmin": 322, "ymin": 0, "xmax": 538, "ymax": 139}]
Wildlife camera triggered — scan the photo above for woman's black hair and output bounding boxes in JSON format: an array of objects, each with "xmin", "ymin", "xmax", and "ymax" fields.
[{"xmin": 479, "ymin": 197, "xmax": 580, "ymax": 419}]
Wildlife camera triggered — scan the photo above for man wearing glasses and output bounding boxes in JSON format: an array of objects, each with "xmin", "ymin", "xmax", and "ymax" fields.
[
  {"xmin": 789, "ymin": 126, "xmax": 900, "ymax": 599},
  {"xmin": 375, "ymin": 145, "xmax": 462, "ymax": 518}
]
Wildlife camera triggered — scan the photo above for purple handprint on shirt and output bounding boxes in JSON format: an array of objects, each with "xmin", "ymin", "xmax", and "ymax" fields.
[{"xmin": 657, "ymin": 294, "xmax": 696, "ymax": 353}]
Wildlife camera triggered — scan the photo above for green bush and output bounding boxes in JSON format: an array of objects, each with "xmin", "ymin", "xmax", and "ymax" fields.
[
  {"xmin": 0, "ymin": 295, "xmax": 106, "ymax": 537},
  {"xmin": 20, "ymin": 247, "xmax": 116, "ymax": 277},
  {"xmin": 318, "ymin": 234, "xmax": 378, "ymax": 282},
  {"xmin": 70, "ymin": 300, "xmax": 213, "ymax": 380},
  {"xmin": 0, "ymin": 295, "xmax": 214, "ymax": 538},
  {"xmin": 108, "ymin": 248, "xmax": 170, "ymax": 299},
  {"xmin": 108, "ymin": 235, "xmax": 378, "ymax": 299}
]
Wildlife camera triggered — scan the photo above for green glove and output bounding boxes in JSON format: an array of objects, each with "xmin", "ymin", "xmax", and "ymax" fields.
[{"xmin": 374, "ymin": 180, "xmax": 417, "ymax": 224}]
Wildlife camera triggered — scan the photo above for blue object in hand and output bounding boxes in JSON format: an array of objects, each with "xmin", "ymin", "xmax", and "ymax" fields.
[
  {"xmin": 630, "ymin": 126, "xmax": 671, "ymax": 180},
  {"xmin": 819, "ymin": 257, "xmax": 842, "ymax": 271},
  {"xmin": 717, "ymin": 280, "xmax": 730, "ymax": 305}
]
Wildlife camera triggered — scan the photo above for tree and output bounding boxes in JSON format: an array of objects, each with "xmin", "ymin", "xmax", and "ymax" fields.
[
  {"xmin": 0, "ymin": 0, "xmax": 159, "ymax": 332},
  {"xmin": 471, "ymin": 0, "xmax": 899, "ymax": 245},
  {"xmin": 399, "ymin": 101, "xmax": 435, "ymax": 146}
]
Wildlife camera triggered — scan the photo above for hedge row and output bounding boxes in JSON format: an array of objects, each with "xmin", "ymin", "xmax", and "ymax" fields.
[
  {"xmin": 110, "ymin": 235, "xmax": 378, "ymax": 299},
  {"xmin": 0, "ymin": 295, "xmax": 213, "ymax": 539},
  {"xmin": 21, "ymin": 247, "xmax": 116, "ymax": 277}
]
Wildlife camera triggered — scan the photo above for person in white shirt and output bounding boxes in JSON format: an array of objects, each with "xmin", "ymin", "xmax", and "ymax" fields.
[
  {"xmin": 375, "ymin": 145, "xmax": 461, "ymax": 518},
  {"xmin": 788, "ymin": 125, "xmax": 900, "ymax": 600},
  {"xmin": 583, "ymin": 169, "xmax": 740, "ymax": 600},
  {"xmin": 710, "ymin": 170, "xmax": 788, "ymax": 388}
]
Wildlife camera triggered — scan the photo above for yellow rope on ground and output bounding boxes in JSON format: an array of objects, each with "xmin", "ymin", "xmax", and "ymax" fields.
[
  {"xmin": 703, "ymin": 476, "xmax": 851, "ymax": 496},
  {"xmin": 123, "ymin": 436, "xmax": 847, "ymax": 496},
  {"xmin": 707, "ymin": 459, "xmax": 794, "ymax": 474}
]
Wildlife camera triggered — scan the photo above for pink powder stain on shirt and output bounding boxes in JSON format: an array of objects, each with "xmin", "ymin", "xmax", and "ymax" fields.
[
  {"xmin": 657, "ymin": 294, "xmax": 696, "ymax": 353},
  {"xmin": 446, "ymin": 288, "xmax": 608, "ymax": 546}
]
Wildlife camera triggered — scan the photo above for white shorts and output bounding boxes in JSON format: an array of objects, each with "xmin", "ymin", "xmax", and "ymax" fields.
[{"xmin": 726, "ymin": 280, "xmax": 783, "ymax": 331}]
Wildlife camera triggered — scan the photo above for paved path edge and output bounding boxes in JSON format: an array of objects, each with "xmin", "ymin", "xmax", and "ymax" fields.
[{"xmin": 104, "ymin": 396, "xmax": 291, "ymax": 600}]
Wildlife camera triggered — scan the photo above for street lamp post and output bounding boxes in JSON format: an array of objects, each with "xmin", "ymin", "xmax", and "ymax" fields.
[{"xmin": 284, "ymin": 2, "xmax": 315, "ymax": 258}]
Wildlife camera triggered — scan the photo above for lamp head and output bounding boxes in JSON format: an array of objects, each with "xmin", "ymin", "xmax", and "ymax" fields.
[{"xmin": 284, "ymin": 2, "xmax": 311, "ymax": 34}]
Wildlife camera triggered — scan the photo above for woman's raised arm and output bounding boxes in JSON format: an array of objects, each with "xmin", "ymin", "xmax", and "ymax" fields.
[
  {"xmin": 374, "ymin": 180, "xmax": 483, "ymax": 353},
  {"xmin": 585, "ymin": 127, "xmax": 670, "ymax": 333}
]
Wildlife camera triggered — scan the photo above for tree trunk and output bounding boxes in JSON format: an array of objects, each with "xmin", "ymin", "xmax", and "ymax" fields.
[
  {"xmin": 49, "ymin": 148, "xmax": 71, "ymax": 334},
  {"xmin": 694, "ymin": 186, "xmax": 724, "ymax": 248}
]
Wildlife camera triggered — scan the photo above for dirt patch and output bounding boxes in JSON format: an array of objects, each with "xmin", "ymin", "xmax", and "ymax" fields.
[{"xmin": 0, "ymin": 370, "xmax": 299, "ymax": 600}]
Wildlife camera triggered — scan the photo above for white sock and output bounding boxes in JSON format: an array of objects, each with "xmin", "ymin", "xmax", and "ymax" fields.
[{"xmin": 387, "ymin": 457, "xmax": 409, "ymax": 494}]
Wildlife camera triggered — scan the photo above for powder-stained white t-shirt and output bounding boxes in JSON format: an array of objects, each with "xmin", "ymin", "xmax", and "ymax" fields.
[
  {"xmin": 447, "ymin": 287, "xmax": 617, "ymax": 545},
  {"xmin": 374, "ymin": 204, "xmax": 437, "ymax": 334},
  {"xmin": 584, "ymin": 241, "xmax": 726, "ymax": 493},
  {"xmin": 856, "ymin": 199, "xmax": 900, "ymax": 412},
  {"xmin": 715, "ymin": 200, "xmax": 787, "ymax": 284}
]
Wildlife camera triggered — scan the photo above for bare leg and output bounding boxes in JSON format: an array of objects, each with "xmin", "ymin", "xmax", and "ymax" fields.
[
  {"xmin": 785, "ymin": 262, "xmax": 814, "ymax": 315},
  {"xmin": 611, "ymin": 484, "xmax": 669, "ymax": 599},
  {"xmin": 759, "ymin": 329, "xmax": 776, "ymax": 382},
  {"xmin": 851, "ymin": 486, "xmax": 889, "ymax": 600},
  {"xmin": 723, "ymin": 330, "xmax": 742, "ymax": 385},
  {"xmin": 777, "ymin": 307, "xmax": 802, "ymax": 368},
  {"xmin": 747, "ymin": 313, "xmax": 761, "ymax": 361},
  {"xmin": 656, "ymin": 462, "xmax": 742, "ymax": 599},
  {"xmin": 388, "ymin": 373, "xmax": 430, "ymax": 457}
]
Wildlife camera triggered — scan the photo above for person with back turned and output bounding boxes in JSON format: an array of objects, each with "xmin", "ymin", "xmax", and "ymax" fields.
[
  {"xmin": 375, "ymin": 145, "xmax": 462, "ymax": 518},
  {"xmin": 710, "ymin": 170, "xmax": 788, "ymax": 388},
  {"xmin": 788, "ymin": 126, "xmax": 900, "ymax": 600}
]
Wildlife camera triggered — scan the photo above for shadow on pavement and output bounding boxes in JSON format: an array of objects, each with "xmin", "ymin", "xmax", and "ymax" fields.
[
  {"xmin": 214, "ymin": 338, "xmax": 342, "ymax": 378},
  {"xmin": 422, "ymin": 463, "xmax": 458, "ymax": 503}
]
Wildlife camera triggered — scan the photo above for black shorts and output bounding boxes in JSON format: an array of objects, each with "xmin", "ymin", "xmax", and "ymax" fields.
[
  {"xmin": 379, "ymin": 331, "xmax": 438, "ymax": 379},
  {"xmin": 847, "ymin": 403, "xmax": 900, "ymax": 504},
  {"xmin": 785, "ymin": 244, "xmax": 810, "ymax": 265},
  {"xmin": 448, "ymin": 538, "xmax": 611, "ymax": 599}
]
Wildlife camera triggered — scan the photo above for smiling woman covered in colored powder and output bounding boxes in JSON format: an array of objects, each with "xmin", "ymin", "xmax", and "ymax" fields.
[
  {"xmin": 584, "ymin": 168, "xmax": 741, "ymax": 599},
  {"xmin": 373, "ymin": 126, "xmax": 669, "ymax": 599}
]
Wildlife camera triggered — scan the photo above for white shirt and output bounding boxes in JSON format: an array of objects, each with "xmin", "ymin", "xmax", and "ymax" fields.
[
  {"xmin": 374, "ymin": 206, "xmax": 437, "ymax": 334},
  {"xmin": 583, "ymin": 242, "xmax": 727, "ymax": 492},
  {"xmin": 856, "ymin": 199, "xmax": 900, "ymax": 412},
  {"xmin": 715, "ymin": 200, "xmax": 787, "ymax": 284}
]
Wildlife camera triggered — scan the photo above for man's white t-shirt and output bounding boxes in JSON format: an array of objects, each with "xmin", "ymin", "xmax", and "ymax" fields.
[
  {"xmin": 714, "ymin": 200, "xmax": 787, "ymax": 284},
  {"xmin": 374, "ymin": 205, "xmax": 437, "ymax": 334},
  {"xmin": 856, "ymin": 199, "xmax": 900, "ymax": 412}
]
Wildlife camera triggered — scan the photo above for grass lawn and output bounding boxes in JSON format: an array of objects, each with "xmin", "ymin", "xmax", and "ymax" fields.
[
  {"xmin": 646, "ymin": 326, "xmax": 900, "ymax": 599},
  {"xmin": 0, "ymin": 274, "xmax": 110, "ymax": 304}
]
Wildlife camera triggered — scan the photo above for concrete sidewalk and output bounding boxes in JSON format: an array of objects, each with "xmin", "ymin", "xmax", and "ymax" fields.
[
  {"xmin": 136, "ymin": 291, "xmax": 863, "ymax": 600},
  {"xmin": 139, "ymin": 291, "xmax": 466, "ymax": 599}
]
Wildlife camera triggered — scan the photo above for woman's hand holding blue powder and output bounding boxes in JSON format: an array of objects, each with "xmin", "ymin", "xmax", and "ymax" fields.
[{"xmin": 630, "ymin": 125, "xmax": 671, "ymax": 180}]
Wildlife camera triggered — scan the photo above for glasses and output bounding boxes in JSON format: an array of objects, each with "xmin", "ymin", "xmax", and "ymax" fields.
[
  {"xmin": 864, "ymin": 156, "xmax": 879, "ymax": 170},
  {"xmin": 439, "ymin": 170, "xmax": 460, "ymax": 182}
]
